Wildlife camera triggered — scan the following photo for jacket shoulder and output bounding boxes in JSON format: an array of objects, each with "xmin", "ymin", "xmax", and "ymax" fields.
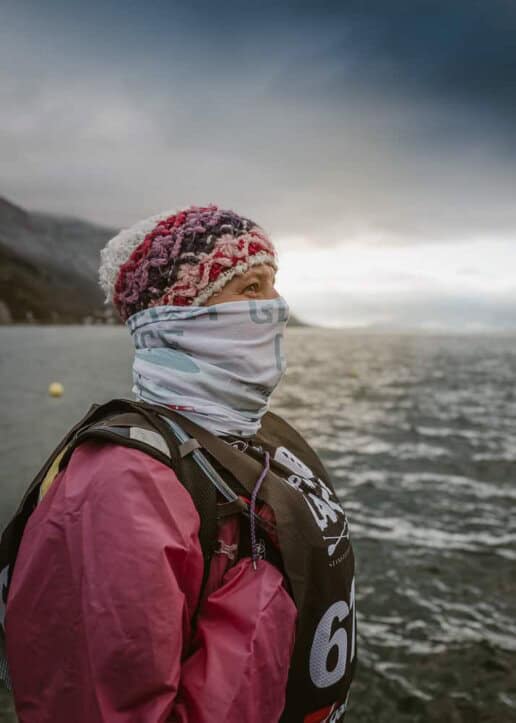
[{"xmin": 61, "ymin": 440, "xmax": 201, "ymax": 532}]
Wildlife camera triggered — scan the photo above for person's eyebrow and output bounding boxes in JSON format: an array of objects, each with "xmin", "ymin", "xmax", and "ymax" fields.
[{"xmin": 238, "ymin": 267, "xmax": 276, "ymax": 286}]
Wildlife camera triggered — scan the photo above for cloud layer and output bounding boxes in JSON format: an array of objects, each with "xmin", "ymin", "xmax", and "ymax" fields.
[{"xmin": 2, "ymin": 1, "xmax": 515, "ymax": 240}]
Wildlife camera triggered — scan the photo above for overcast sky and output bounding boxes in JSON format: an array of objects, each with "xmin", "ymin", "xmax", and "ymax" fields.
[{"xmin": 1, "ymin": 0, "xmax": 515, "ymax": 329}]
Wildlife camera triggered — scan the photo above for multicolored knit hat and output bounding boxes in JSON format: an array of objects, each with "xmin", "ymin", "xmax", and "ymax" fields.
[{"xmin": 99, "ymin": 204, "xmax": 278, "ymax": 321}]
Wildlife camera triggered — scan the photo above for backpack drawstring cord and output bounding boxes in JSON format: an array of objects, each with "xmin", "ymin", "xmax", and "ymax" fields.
[{"xmin": 250, "ymin": 451, "xmax": 270, "ymax": 569}]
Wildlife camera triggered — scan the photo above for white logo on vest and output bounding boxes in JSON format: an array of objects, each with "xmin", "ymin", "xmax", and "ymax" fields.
[{"xmin": 273, "ymin": 447, "xmax": 349, "ymax": 558}]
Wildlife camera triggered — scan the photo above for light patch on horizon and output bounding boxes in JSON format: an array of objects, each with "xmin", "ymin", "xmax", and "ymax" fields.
[{"xmin": 276, "ymin": 239, "xmax": 516, "ymax": 331}]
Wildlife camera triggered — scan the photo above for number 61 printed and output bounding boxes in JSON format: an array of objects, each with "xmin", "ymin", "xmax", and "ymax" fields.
[{"xmin": 309, "ymin": 578, "xmax": 356, "ymax": 688}]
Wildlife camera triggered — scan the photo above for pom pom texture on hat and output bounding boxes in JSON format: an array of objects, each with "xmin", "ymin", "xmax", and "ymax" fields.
[{"xmin": 99, "ymin": 205, "xmax": 278, "ymax": 321}]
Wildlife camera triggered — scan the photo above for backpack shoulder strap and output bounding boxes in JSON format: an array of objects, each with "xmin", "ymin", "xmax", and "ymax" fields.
[
  {"xmin": 1, "ymin": 400, "xmax": 220, "ymax": 615},
  {"xmin": 61, "ymin": 401, "xmax": 219, "ymax": 589},
  {"xmin": 58, "ymin": 410, "xmax": 179, "ymax": 473}
]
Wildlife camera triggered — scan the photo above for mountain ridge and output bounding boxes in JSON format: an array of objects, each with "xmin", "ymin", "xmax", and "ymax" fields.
[{"xmin": 0, "ymin": 195, "xmax": 115, "ymax": 323}]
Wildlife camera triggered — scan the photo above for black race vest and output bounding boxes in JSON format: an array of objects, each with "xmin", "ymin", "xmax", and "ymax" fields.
[{"xmin": 0, "ymin": 399, "xmax": 356, "ymax": 723}]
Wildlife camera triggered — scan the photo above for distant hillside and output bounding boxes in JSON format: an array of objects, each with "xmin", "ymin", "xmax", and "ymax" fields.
[{"xmin": 0, "ymin": 195, "xmax": 116, "ymax": 323}]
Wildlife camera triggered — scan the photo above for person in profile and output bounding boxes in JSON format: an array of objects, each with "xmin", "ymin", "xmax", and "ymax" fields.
[{"xmin": 1, "ymin": 205, "xmax": 356, "ymax": 722}]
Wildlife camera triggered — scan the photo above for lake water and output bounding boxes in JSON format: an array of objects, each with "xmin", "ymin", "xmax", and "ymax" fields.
[{"xmin": 1, "ymin": 326, "xmax": 515, "ymax": 722}]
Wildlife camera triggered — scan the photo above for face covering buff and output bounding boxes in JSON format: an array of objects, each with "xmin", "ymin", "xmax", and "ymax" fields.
[{"xmin": 127, "ymin": 297, "xmax": 290, "ymax": 437}]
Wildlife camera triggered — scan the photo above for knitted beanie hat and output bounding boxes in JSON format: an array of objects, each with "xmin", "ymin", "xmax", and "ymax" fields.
[{"xmin": 99, "ymin": 204, "xmax": 278, "ymax": 322}]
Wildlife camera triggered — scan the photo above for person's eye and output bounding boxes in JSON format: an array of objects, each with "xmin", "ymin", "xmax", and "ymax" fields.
[{"xmin": 244, "ymin": 282, "xmax": 260, "ymax": 293}]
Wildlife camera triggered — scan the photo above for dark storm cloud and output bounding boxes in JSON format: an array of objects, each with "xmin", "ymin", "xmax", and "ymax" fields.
[
  {"xmin": 1, "ymin": 0, "xmax": 516, "ymax": 243},
  {"xmin": 169, "ymin": 0, "xmax": 516, "ymax": 129},
  {"xmin": 330, "ymin": 1, "xmax": 516, "ymax": 116}
]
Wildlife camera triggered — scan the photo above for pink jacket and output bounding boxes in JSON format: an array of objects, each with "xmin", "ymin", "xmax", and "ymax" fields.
[{"xmin": 5, "ymin": 441, "xmax": 297, "ymax": 722}]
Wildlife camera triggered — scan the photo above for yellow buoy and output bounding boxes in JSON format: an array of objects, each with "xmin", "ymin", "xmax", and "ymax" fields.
[{"xmin": 48, "ymin": 382, "xmax": 64, "ymax": 398}]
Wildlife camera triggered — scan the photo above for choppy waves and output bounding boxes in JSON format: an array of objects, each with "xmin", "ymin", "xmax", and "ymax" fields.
[{"xmin": 274, "ymin": 330, "xmax": 516, "ymax": 721}]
